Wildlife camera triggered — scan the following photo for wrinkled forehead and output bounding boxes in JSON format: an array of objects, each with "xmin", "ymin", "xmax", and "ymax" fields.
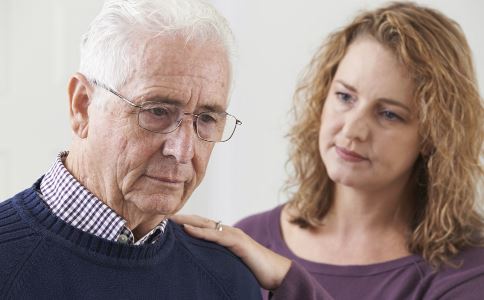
[{"xmin": 123, "ymin": 35, "xmax": 231, "ymax": 109}]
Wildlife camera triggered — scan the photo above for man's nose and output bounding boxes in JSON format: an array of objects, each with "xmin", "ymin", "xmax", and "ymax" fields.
[
  {"xmin": 161, "ymin": 119, "xmax": 195, "ymax": 164},
  {"xmin": 341, "ymin": 109, "xmax": 370, "ymax": 142}
]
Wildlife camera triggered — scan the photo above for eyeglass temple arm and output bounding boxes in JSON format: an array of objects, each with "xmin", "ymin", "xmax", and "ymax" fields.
[{"xmin": 91, "ymin": 79, "xmax": 141, "ymax": 109}]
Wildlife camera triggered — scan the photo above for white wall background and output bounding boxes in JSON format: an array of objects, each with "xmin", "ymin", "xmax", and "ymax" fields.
[{"xmin": 0, "ymin": 0, "xmax": 483, "ymax": 225}]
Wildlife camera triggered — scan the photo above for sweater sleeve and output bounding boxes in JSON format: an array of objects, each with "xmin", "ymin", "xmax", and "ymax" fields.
[{"xmin": 269, "ymin": 261, "xmax": 334, "ymax": 300}]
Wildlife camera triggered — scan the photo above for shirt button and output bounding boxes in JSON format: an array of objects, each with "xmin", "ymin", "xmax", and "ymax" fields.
[{"xmin": 118, "ymin": 234, "xmax": 129, "ymax": 244}]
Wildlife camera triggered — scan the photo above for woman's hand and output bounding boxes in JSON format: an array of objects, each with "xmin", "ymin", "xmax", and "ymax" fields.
[{"xmin": 170, "ymin": 214, "xmax": 292, "ymax": 290}]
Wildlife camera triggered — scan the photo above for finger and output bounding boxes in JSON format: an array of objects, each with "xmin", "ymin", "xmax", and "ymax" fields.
[
  {"xmin": 183, "ymin": 224, "xmax": 264, "ymax": 268},
  {"xmin": 170, "ymin": 214, "xmax": 217, "ymax": 229},
  {"xmin": 183, "ymin": 224, "xmax": 235, "ymax": 248}
]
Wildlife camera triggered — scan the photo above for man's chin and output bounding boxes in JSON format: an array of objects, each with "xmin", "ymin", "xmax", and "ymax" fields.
[{"xmin": 131, "ymin": 194, "xmax": 186, "ymax": 216}]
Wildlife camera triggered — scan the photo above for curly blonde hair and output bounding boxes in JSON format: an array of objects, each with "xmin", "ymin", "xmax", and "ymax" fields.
[{"xmin": 285, "ymin": 1, "xmax": 484, "ymax": 267}]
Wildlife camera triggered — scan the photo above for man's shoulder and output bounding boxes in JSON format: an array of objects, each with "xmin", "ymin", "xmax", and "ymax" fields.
[
  {"xmin": 169, "ymin": 221, "xmax": 261, "ymax": 298},
  {"xmin": 0, "ymin": 189, "xmax": 40, "ymax": 238},
  {"xmin": 0, "ymin": 189, "xmax": 43, "ymax": 247},
  {"xmin": 170, "ymin": 220, "xmax": 253, "ymax": 271},
  {"xmin": 0, "ymin": 193, "xmax": 43, "ymax": 294}
]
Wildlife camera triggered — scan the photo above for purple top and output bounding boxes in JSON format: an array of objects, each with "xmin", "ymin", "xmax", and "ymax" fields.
[{"xmin": 235, "ymin": 205, "xmax": 484, "ymax": 300}]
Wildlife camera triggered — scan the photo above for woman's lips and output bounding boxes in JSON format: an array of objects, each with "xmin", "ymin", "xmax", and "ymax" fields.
[{"xmin": 335, "ymin": 146, "xmax": 368, "ymax": 162}]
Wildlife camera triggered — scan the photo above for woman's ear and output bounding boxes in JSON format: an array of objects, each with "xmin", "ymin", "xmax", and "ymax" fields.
[
  {"xmin": 420, "ymin": 143, "xmax": 434, "ymax": 158},
  {"xmin": 419, "ymin": 134, "xmax": 434, "ymax": 158},
  {"xmin": 68, "ymin": 72, "xmax": 94, "ymax": 139}
]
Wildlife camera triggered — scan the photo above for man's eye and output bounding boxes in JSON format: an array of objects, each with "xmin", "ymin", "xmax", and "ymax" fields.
[
  {"xmin": 148, "ymin": 107, "xmax": 169, "ymax": 117},
  {"xmin": 199, "ymin": 113, "xmax": 218, "ymax": 124},
  {"xmin": 336, "ymin": 92, "xmax": 353, "ymax": 103}
]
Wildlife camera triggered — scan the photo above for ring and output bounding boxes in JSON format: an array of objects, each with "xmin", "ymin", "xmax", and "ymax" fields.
[{"xmin": 215, "ymin": 220, "xmax": 223, "ymax": 232}]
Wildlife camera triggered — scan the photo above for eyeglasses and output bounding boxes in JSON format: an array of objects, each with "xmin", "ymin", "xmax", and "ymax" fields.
[{"xmin": 91, "ymin": 80, "xmax": 242, "ymax": 142}]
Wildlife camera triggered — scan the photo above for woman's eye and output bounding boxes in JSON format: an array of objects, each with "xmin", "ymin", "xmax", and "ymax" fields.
[
  {"xmin": 380, "ymin": 110, "xmax": 403, "ymax": 122},
  {"xmin": 336, "ymin": 92, "xmax": 353, "ymax": 103}
]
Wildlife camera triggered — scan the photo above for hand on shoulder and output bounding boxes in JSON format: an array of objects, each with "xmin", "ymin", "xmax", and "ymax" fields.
[{"xmin": 170, "ymin": 214, "xmax": 292, "ymax": 290}]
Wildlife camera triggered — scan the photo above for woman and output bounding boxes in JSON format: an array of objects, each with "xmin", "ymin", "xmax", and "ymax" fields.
[{"xmin": 172, "ymin": 2, "xmax": 484, "ymax": 299}]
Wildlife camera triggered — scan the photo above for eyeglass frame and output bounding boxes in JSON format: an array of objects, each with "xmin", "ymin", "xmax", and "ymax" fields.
[{"xmin": 90, "ymin": 79, "xmax": 242, "ymax": 143}]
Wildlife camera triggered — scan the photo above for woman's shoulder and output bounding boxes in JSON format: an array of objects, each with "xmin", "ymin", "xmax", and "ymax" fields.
[
  {"xmin": 234, "ymin": 204, "xmax": 285, "ymax": 246},
  {"xmin": 438, "ymin": 246, "xmax": 484, "ymax": 276},
  {"xmin": 440, "ymin": 245, "xmax": 484, "ymax": 275},
  {"xmin": 424, "ymin": 246, "xmax": 484, "ymax": 299}
]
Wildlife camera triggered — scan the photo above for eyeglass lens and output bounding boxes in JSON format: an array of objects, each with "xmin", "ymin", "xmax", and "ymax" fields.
[{"xmin": 138, "ymin": 103, "xmax": 237, "ymax": 142}]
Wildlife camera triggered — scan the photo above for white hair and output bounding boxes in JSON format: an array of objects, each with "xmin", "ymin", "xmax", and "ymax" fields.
[{"xmin": 79, "ymin": 0, "xmax": 235, "ymax": 91}]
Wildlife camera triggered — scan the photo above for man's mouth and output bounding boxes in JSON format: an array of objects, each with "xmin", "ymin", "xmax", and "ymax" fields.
[{"xmin": 145, "ymin": 175, "xmax": 184, "ymax": 184}]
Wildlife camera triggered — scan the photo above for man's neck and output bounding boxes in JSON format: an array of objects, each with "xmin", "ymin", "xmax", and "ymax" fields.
[{"xmin": 65, "ymin": 147, "xmax": 166, "ymax": 239}]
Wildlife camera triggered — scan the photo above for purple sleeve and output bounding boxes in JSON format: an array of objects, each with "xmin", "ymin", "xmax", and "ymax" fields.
[
  {"xmin": 270, "ymin": 261, "xmax": 334, "ymax": 300},
  {"xmin": 426, "ymin": 262, "xmax": 484, "ymax": 300},
  {"xmin": 437, "ymin": 276, "xmax": 484, "ymax": 300}
]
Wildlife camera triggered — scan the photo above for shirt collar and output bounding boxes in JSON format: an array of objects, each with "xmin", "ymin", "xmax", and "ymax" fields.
[{"xmin": 40, "ymin": 151, "xmax": 167, "ymax": 245}]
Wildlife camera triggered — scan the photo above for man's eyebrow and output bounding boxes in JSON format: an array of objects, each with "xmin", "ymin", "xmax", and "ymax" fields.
[
  {"xmin": 139, "ymin": 95, "xmax": 226, "ymax": 112},
  {"xmin": 335, "ymin": 79, "xmax": 411, "ymax": 113},
  {"xmin": 139, "ymin": 96, "xmax": 183, "ymax": 106},
  {"xmin": 199, "ymin": 103, "xmax": 226, "ymax": 113}
]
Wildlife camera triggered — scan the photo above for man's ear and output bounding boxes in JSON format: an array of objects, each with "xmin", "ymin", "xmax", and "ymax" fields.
[{"xmin": 68, "ymin": 72, "xmax": 94, "ymax": 139}]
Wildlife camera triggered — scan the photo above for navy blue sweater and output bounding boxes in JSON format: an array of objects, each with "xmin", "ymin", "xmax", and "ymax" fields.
[{"xmin": 0, "ymin": 183, "xmax": 261, "ymax": 300}]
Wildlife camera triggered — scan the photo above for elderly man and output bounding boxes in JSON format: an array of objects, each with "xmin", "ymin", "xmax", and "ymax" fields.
[{"xmin": 0, "ymin": 0, "xmax": 260, "ymax": 299}]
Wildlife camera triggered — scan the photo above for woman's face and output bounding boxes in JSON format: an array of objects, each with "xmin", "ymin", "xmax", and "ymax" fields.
[{"xmin": 319, "ymin": 37, "xmax": 420, "ymax": 192}]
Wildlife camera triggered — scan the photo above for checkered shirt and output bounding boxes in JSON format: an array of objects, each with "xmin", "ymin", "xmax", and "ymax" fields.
[{"xmin": 39, "ymin": 152, "xmax": 167, "ymax": 245}]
